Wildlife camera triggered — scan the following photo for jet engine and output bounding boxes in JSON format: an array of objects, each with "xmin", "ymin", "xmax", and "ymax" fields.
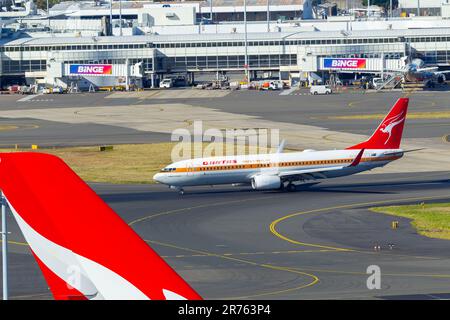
[
  {"xmin": 437, "ymin": 74, "xmax": 446, "ymax": 84},
  {"xmin": 411, "ymin": 58, "xmax": 425, "ymax": 69},
  {"xmin": 251, "ymin": 175, "xmax": 281, "ymax": 190}
]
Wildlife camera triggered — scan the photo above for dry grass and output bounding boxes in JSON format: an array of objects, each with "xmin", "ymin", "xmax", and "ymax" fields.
[
  {"xmin": 371, "ymin": 203, "xmax": 450, "ymax": 240},
  {"xmin": 0, "ymin": 142, "xmax": 278, "ymax": 184}
]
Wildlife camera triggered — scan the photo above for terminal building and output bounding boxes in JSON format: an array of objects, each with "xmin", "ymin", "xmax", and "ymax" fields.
[
  {"xmin": 1, "ymin": 27, "xmax": 450, "ymax": 89},
  {"xmin": 2, "ymin": 0, "xmax": 450, "ymax": 89},
  {"xmin": 398, "ymin": 0, "xmax": 450, "ymax": 17}
]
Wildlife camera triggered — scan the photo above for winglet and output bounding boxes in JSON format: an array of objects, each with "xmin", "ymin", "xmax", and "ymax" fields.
[
  {"xmin": 276, "ymin": 139, "xmax": 286, "ymax": 154},
  {"xmin": 349, "ymin": 149, "xmax": 365, "ymax": 167}
]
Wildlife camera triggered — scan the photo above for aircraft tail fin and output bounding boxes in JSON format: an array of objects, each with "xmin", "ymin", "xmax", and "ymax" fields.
[
  {"xmin": 0, "ymin": 152, "xmax": 201, "ymax": 300},
  {"xmin": 347, "ymin": 98, "xmax": 409, "ymax": 150}
]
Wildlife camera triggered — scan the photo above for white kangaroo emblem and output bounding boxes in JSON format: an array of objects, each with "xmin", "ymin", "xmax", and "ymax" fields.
[{"xmin": 379, "ymin": 111, "xmax": 405, "ymax": 144}]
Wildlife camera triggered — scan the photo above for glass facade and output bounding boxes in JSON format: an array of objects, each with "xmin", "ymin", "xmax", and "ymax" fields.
[{"xmin": 1, "ymin": 34, "xmax": 450, "ymax": 75}]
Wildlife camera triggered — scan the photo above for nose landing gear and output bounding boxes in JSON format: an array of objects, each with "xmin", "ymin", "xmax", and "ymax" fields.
[{"xmin": 169, "ymin": 185, "xmax": 185, "ymax": 195}]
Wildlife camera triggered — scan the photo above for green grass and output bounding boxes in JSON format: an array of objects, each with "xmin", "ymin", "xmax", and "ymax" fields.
[
  {"xmin": 371, "ymin": 203, "xmax": 450, "ymax": 240},
  {"xmin": 0, "ymin": 142, "xmax": 280, "ymax": 184}
]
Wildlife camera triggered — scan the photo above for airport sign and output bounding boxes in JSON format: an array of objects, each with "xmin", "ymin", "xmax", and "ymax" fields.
[
  {"xmin": 69, "ymin": 64, "xmax": 113, "ymax": 75},
  {"xmin": 323, "ymin": 58, "xmax": 367, "ymax": 69}
]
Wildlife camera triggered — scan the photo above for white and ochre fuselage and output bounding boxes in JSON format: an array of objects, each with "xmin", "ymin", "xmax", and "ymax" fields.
[
  {"xmin": 155, "ymin": 98, "xmax": 409, "ymax": 191},
  {"xmin": 153, "ymin": 149, "xmax": 403, "ymax": 189}
]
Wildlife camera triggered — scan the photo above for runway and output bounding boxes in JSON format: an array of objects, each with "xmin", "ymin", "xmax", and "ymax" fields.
[{"xmin": 3, "ymin": 171, "xmax": 450, "ymax": 299}]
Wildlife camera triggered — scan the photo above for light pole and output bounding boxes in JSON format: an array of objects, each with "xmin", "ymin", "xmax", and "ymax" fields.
[
  {"xmin": 390, "ymin": 0, "xmax": 393, "ymax": 18},
  {"xmin": 417, "ymin": 0, "xmax": 420, "ymax": 16},
  {"xmin": 266, "ymin": 0, "xmax": 270, "ymax": 32},
  {"xmin": 210, "ymin": 0, "xmax": 213, "ymax": 22},
  {"xmin": 367, "ymin": 0, "xmax": 370, "ymax": 17},
  {"xmin": 1, "ymin": 193, "xmax": 8, "ymax": 300},
  {"xmin": 244, "ymin": 0, "xmax": 249, "ymax": 82},
  {"xmin": 110, "ymin": 0, "xmax": 113, "ymax": 36},
  {"xmin": 119, "ymin": 0, "xmax": 122, "ymax": 36},
  {"xmin": 47, "ymin": 0, "xmax": 50, "ymax": 28}
]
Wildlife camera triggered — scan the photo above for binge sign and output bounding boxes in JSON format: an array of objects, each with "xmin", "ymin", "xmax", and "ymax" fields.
[
  {"xmin": 323, "ymin": 58, "xmax": 366, "ymax": 69},
  {"xmin": 69, "ymin": 64, "xmax": 113, "ymax": 75}
]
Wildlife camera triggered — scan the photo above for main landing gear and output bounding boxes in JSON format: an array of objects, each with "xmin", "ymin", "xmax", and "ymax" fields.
[{"xmin": 281, "ymin": 182, "xmax": 296, "ymax": 192}]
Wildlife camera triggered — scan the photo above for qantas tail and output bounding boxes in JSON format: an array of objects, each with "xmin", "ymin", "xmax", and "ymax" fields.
[
  {"xmin": 347, "ymin": 98, "xmax": 409, "ymax": 150},
  {"xmin": 0, "ymin": 152, "xmax": 201, "ymax": 300}
]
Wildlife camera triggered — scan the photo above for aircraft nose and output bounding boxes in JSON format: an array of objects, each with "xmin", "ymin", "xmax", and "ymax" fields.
[{"xmin": 153, "ymin": 173, "xmax": 164, "ymax": 183}]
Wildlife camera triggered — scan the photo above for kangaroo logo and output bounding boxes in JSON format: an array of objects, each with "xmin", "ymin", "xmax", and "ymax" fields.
[{"xmin": 379, "ymin": 111, "xmax": 405, "ymax": 144}]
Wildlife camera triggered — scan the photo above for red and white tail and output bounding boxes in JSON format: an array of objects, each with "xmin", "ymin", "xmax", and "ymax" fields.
[
  {"xmin": 0, "ymin": 152, "xmax": 201, "ymax": 300},
  {"xmin": 347, "ymin": 98, "xmax": 409, "ymax": 150}
]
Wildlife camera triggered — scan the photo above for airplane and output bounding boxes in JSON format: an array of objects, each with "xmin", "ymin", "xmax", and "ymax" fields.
[
  {"xmin": 154, "ymin": 98, "xmax": 409, "ymax": 194},
  {"xmin": 401, "ymin": 58, "xmax": 450, "ymax": 87},
  {"xmin": 0, "ymin": 152, "xmax": 201, "ymax": 300}
]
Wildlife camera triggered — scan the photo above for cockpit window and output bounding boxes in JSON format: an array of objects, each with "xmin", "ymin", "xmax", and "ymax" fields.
[{"xmin": 161, "ymin": 167, "xmax": 176, "ymax": 172}]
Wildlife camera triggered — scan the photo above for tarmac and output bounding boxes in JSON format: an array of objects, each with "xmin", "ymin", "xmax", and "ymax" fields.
[
  {"xmin": 1, "ymin": 88, "xmax": 450, "ymax": 299},
  {"xmin": 0, "ymin": 89, "xmax": 449, "ymax": 173},
  {"xmin": 2, "ymin": 172, "xmax": 450, "ymax": 300}
]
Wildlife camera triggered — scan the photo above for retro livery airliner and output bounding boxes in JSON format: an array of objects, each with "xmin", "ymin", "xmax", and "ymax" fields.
[{"xmin": 154, "ymin": 98, "xmax": 409, "ymax": 194}]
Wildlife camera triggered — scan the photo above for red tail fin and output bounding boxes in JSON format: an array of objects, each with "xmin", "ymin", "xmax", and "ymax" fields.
[
  {"xmin": 0, "ymin": 152, "xmax": 201, "ymax": 300},
  {"xmin": 347, "ymin": 98, "xmax": 409, "ymax": 150}
]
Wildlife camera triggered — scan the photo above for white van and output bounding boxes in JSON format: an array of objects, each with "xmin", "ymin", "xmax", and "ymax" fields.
[
  {"xmin": 159, "ymin": 78, "xmax": 173, "ymax": 89},
  {"xmin": 310, "ymin": 85, "xmax": 332, "ymax": 95}
]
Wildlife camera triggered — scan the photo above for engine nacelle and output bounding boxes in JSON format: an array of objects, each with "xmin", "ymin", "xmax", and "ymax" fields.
[{"xmin": 251, "ymin": 175, "xmax": 281, "ymax": 190}]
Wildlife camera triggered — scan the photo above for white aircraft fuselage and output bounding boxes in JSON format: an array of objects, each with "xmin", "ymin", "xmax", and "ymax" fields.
[
  {"xmin": 153, "ymin": 149, "xmax": 403, "ymax": 188},
  {"xmin": 154, "ymin": 98, "xmax": 409, "ymax": 192}
]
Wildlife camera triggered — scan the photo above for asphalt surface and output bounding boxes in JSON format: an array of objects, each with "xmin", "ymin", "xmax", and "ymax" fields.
[
  {"xmin": 3, "ymin": 171, "xmax": 450, "ymax": 300},
  {"xmin": 1, "ymin": 89, "xmax": 450, "ymax": 300},
  {"xmin": 0, "ymin": 90, "xmax": 449, "ymax": 148},
  {"xmin": 0, "ymin": 118, "xmax": 170, "ymax": 148}
]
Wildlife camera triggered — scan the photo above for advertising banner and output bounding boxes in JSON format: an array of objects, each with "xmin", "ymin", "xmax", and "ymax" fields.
[
  {"xmin": 323, "ymin": 58, "xmax": 367, "ymax": 69},
  {"xmin": 69, "ymin": 64, "xmax": 113, "ymax": 75}
]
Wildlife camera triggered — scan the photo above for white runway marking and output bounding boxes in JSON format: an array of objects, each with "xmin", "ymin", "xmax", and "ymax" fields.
[
  {"xmin": 279, "ymin": 87, "xmax": 298, "ymax": 96},
  {"xmin": 17, "ymin": 94, "xmax": 42, "ymax": 102}
]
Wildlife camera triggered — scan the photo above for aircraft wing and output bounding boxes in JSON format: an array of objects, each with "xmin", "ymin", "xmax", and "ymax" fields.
[
  {"xmin": 417, "ymin": 67, "xmax": 439, "ymax": 72},
  {"xmin": 278, "ymin": 165, "xmax": 345, "ymax": 179}
]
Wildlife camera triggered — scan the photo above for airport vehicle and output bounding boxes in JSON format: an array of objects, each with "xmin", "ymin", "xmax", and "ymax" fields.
[
  {"xmin": 43, "ymin": 86, "xmax": 64, "ymax": 94},
  {"xmin": 0, "ymin": 152, "xmax": 201, "ymax": 300},
  {"xmin": 372, "ymin": 77, "xmax": 385, "ymax": 90},
  {"xmin": 310, "ymin": 85, "xmax": 332, "ymax": 95},
  {"xmin": 7, "ymin": 84, "xmax": 20, "ymax": 93},
  {"xmin": 159, "ymin": 78, "xmax": 173, "ymax": 89},
  {"xmin": 260, "ymin": 81, "xmax": 281, "ymax": 90},
  {"xmin": 154, "ymin": 98, "xmax": 409, "ymax": 194}
]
